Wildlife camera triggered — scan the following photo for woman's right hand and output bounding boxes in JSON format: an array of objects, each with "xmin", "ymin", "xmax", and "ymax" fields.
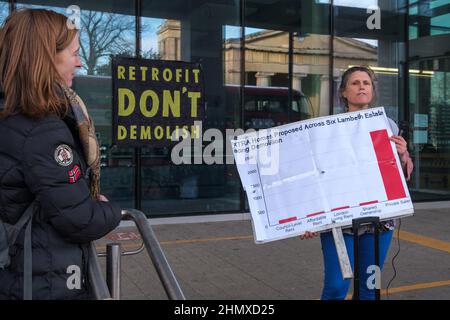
[{"xmin": 300, "ymin": 231, "xmax": 319, "ymax": 240}]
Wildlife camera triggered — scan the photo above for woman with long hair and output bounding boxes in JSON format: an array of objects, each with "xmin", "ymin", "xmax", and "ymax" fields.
[{"xmin": 0, "ymin": 9, "xmax": 122, "ymax": 300}]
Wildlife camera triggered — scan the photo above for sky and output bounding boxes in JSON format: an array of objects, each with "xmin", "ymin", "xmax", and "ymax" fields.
[{"xmin": 141, "ymin": 17, "xmax": 164, "ymax": 53}]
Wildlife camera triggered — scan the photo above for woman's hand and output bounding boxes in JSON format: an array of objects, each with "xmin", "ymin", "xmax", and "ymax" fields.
[
  {"xmin": 97, "ymin": 194, "xmax": 109, "ymax": 202},
  {"xmin": 390, "ymin": 134, "xmax": 413, "ymax": 180},
  {"xmin": 300, "ymin": 231, "xmax": 318, "ymax": 240},
  {"xmin": 390, "ymin": 135, "xmax": 407, "ymax": 157}
]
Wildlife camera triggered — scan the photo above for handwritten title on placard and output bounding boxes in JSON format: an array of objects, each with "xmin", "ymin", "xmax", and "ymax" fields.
[{"xmin": 112, "ymin": 57, "xmax": 205, "ymax": 147}]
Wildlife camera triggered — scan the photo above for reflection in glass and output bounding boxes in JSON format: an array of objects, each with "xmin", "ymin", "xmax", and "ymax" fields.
[
  {"xmin": 9, "ymin": 0, "xmax": 446, "ymax": 212},
  {"xmin": 409, "ymin": 0, "xmax": 450, "ymax": 40},
  {"xmin": 409, "ymin": 58, "xmax": 450, "ymax": 200},
  {"xmin": 79, "ymin": 11, "xmax": 135, "ymax": 76},
  {"xmin": 240, "ymin": 28, "xmax": 320, "ymax": 127},
  {"xmin": 137, "ymin": 1, "xmax": 244, "ymax": 216},
  {"xmin": 332, "ymin": 0, "xmax": 405, "ymax": 126},
  {"xmin": 0, "ymin": 2, "xmax": 8, "ymax": 23}
]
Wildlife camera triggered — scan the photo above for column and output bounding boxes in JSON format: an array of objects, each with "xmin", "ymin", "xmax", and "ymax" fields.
[
  {"xmin": 255, "ymin": 72, "xmax": 275, "ymax": 87},
  {"xmin": 319, "ymin": 74, "xmax": 330, "ymax": 116},
  {"xmin": 292, "ymin": 73, "xmax": 307, "ymax": 92}
]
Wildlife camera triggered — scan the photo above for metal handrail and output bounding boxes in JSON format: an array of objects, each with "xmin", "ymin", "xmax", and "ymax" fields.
[
  {"xmin": 97, "ymin": 241, "xmax": 145, "ymax": 257},
  {"xmin": 120, "ymin": 209, "xmax": 185, "ymax": 300},
  {"xmin": 121, "ymin": 242, "xmax": 145, "ymax": 256},
  {"xmin": 88, "ymin": 243, "xmax": 112, "ymax": 300},
  {"xmin": 106, "ymin": 243, "xmax": 121, "ymax": 300}
]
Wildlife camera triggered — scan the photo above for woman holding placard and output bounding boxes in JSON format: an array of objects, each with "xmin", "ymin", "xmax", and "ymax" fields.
[{"xmin": 302, "ymin": 66, "xmax": 413, "ymax": 300}]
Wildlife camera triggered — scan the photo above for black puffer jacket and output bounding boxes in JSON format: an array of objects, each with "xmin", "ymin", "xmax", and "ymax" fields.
[{"xmin": 0, "ymin": 109, "xmax": 122, "ymax": 300}]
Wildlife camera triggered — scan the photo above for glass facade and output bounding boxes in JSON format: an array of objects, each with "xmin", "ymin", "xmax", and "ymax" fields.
[
  {"xmin": 2, "ymin": 0, "xmax": 449, "ymax": 217},
  {"xmin": 408, "ymin": 0, "xmax": 450, "ymax": 201}
]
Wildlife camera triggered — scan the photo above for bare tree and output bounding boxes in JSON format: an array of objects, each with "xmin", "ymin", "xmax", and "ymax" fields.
[
  {"xmin": 96, "ymin": 48, "xmax": 161, "ymax": 75},
  {"xmin": 79, "ymin": 11, "xmax": 134, "ymax": 75}
]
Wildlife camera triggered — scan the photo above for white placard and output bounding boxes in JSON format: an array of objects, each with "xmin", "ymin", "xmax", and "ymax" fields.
[{"xmin": 231, "ymin": 107, "xmax": 414, "ymax": 243}]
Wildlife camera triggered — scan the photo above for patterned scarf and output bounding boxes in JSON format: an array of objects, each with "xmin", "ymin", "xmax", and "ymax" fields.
[{"xmin": 61, "ymin": 85, "xmax": 101, "ymax": 199}]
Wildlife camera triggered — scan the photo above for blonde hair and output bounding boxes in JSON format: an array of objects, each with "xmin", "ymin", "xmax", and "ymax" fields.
[{"xmin": 0, "ymin": 9, "xmax": 78, "ymax": 118}]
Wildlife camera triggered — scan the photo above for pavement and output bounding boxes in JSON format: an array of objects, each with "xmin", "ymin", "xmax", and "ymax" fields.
[{"xmin": 94, "ymin": 207, "xmax": 450, "ymax": 300}]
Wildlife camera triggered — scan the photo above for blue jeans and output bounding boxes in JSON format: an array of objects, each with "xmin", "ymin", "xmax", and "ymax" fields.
[{"xmin": 320, "ymin": 230, "xmax": 393, "ymax": 300}]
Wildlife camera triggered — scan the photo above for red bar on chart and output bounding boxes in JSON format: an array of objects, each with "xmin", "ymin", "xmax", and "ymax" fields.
[
  {"xmin": 359, "ymin": 200, "xmax": 379, "ymax": 206},
  {"xmin": 306, "ymin": 211, "xmax": 325, "ymax": 218},
  {"xmin": 370, "ymin": 129, "xmax": 406, "ymax": 200},
  {"xmin": 331, "ymin": 206, "xmax": 350, "ymax": 212},
  {"xmin": 279, "ymin": 216, "xmax": 297, "ymax": 224}
]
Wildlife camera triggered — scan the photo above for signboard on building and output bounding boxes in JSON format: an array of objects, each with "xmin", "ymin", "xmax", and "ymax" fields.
[
  {"xmin": 112, "ymin": 57, "xmax": 205, "ymax": 147},
  {"xmin": 232, "ymin": 107, "xmax": 414, "ymax": 243}
]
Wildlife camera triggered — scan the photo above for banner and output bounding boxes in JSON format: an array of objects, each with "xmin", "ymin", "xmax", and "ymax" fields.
[
  {"xmin": 232, "ymin": 107, "xmax": 414, "ymax": 243},
  {"xmin": 112, "ymin": 57, "xmax": 205, "ymax": 147}
]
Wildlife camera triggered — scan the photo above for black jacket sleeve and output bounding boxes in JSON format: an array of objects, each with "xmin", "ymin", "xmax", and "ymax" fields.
[{"xmin": 21, "ymin": 118, "xmax": 122, "ymax": 243}]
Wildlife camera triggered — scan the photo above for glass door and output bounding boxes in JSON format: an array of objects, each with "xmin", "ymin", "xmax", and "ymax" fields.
[{"xmin": 409, "ymin": 56, "xmax": 450, "ymax": 200}]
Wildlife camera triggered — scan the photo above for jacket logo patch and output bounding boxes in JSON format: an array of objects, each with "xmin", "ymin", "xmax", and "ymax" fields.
[
  {"xmin": 69, "ymin": 165, "xmax": 81, "ymax": 184},
  {"xmin": 54, "ymin": 144, "xmax": 73, "ymax": 167}
]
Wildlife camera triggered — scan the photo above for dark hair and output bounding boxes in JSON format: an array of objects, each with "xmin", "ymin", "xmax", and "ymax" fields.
[
  {"xmin": 0, "ymin": 9, "xmax": 77, "ymax": 118},
  {"xmin": 338, "ymin": 66, "xmax": 377, "ymax": 110}
]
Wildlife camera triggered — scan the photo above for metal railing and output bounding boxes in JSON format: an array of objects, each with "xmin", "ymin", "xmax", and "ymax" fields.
[
  {"xmin": 89, "ymin": 209, "xmax": 185, "ymax": 300},
  {"xmin": 88, "ymin": 243, "xmax": 112, "ymax": 300}
]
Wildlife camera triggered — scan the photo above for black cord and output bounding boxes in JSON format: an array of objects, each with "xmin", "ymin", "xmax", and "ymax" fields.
[{"xmin": 386, "ymin": 218, "xmax": 402, "ymax": 299}]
